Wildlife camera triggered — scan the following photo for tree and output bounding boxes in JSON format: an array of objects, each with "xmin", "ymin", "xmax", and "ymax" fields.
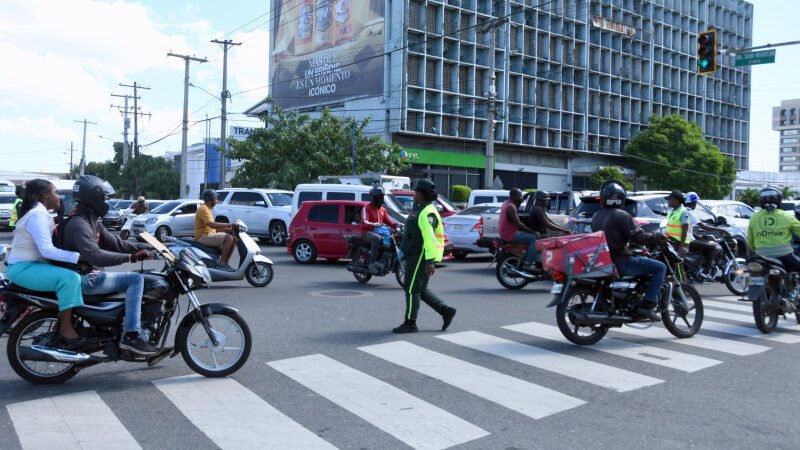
[
  {"xmin": 737, "ymin": 187, "xmax": 760, "ymax": 208},
  {"xmin": 589, "ymin": 166, "xmax": 633, "ymax": 191},
  {"xmin": 228, "ymin": 99, "xmax": 409, "ymax": 190},
  {"xmin": 624, "ymin": 114, "xmax": 736, "ymax": 199},
  {"xmin": 780, "ymin": 186, "xmax": 795, "ymax": 200}
]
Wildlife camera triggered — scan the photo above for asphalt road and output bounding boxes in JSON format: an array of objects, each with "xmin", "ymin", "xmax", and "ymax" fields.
[{"xmin": 1, "ymin": 230, "xmax": 798, "ymax": 449}]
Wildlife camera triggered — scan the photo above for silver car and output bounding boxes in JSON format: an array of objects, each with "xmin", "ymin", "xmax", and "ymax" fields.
[
  {"xmin": 131, "ymin": 200, "xmax": 203, "ymax": 242},
  {"xmin": 443, "ymin": 204, "xmax": 502, "ymax": 259},
  {"xmin": 699, "ymin": 200, "xmax": 755, "ymax": 235}
]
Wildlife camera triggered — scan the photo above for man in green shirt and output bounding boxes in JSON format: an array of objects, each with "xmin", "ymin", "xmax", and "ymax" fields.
[{"xmin": 748, "ymin": 186, "xmax": 800, "ymax": 271}]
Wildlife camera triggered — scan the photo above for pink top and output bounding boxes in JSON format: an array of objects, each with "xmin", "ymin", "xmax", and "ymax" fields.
[{"xmin": 498, "ymin": 200, "xmax": 517, "ymax": 242}]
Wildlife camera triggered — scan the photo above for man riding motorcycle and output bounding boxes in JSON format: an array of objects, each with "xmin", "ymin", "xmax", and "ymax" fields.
[
  {"xmin": 591, "ymin": 180, "xmax": 666, "ymax": 321},
  {"xmin": 748, "ymin": 186, "xmax": 800, "ymax": 271},
  {"xmin": 527, "ymin": 190, "xmax": 571, "ymax": 238},
  {"xmin": 53, "ymin": 175, "xmax": 157, "ymax": 355},
  {"xmin": 131, "ymin": 196, "xmax": 149, "ymax": 215},
  {"xmin": 498, "ymin": 187, "xmax": 541, "ymax": 270},
  {"xmin": 682, "ymin": 191, "xmax": 728, "ymax": 279},
  {"xmin": 195, "ymin": 189, "xmax": 238, "ymax": 271},
  {"xmin": 361, "ymin": 187, "xmax": 398, "ymax": 273}
]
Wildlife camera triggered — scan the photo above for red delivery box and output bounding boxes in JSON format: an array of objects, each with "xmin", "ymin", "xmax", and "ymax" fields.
[{"xmin": 535, "ymin": 231, "xmax": 614, "ymax": 278}]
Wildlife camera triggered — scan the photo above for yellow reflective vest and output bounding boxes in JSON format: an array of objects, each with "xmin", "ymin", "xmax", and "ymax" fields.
[
  {"xmin": 9, "ymin": 198, "xmax": 22, "ymax": 228},
  {"xmin": 665, "ymin": 205, "xmax": 689, "ymax": 244},
  {"xmin": 418, "ymin": 203, "xmax": 445, "ymax": 263}
]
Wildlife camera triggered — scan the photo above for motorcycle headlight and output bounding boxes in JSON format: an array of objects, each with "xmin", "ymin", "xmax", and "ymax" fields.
[
  {"xmin": 747, "ymin": 262, "xmax": 763, "ymax": 273},
  {"xmin": 145, "ymin": 218, "xmax": 157, "ymax": 225}
]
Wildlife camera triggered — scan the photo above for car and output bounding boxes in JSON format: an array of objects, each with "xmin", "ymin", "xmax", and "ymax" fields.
[
  {"xmin": 443, "ymin": 204, "xmax": 502, "ymax": 258},
  {"xmin": 780, "ymin": 201, "xmax": 800, "ymax": 221},
  {"xmin": 212, "ymin": 188, "xmax": 294, "ymax": 246},
  {"xmin": 467, "ymin": 189, "xmax": 509, "ymax": 207},
  {"xmin": 700, "ymin": 200, "xmax": 755, "ymax": 234},
  {"xmin": 389, "ymin": 190, "xmax": 461, "ymax": 218},
  {"xmin": 0, "ymin": 194, "xmax": 16, "ymax": 230},
  {"xmin": 291, "ymin": 183, "xmax": 405, "ymax": 218},
  {"xmin": 130, "ymin": 199, "xmax": 204, "ymax": 242},
  {"xmin": 101, "ymin": 201, "xmax": 125, "ymax": 230}
]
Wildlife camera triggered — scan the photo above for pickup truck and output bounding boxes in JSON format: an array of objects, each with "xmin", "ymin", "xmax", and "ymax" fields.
[
  {"xmin": 213, "ymin": 188, "xmax": 294, "ymax": 245},
  {"xmin": 475, "ymin": 191, "xmax": 577, "ymax": 249}
]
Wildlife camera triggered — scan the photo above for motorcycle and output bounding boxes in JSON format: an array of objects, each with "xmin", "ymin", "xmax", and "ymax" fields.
[
  {"xmin": 119, "ymin": 214, "xmax": 137, "ymax": 240},
  {"xmin": 345, "ymin": 224, "xmax": 405, "ymax": 287},
  {"xmin": 745, "ymin": 255, "xmax": 800, "ymax": 333},
  {"xmin": 170, "ymin": 221, "xmax": 274, "ymax": 287},
  {"xmin": 0, "ymin": 245, "xmax": 252, "ymax": 384},
  {"xmin": 492, "ymin": 240, "xmax": 545, "ymax": 290},
  {"xmin": 548, "ymin": 242, "xmax": 704, "ymax": 345},
  {"xmin": 679, "ymin": 234, "xmax": 749, "ymax": 295}
]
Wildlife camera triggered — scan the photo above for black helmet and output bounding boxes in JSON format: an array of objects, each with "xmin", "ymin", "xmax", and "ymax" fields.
[
  {"xmin": 73, "ymin": 175, "xmax": 115, "ymax": 216},
  {"xmin": 202, "ymin": 189, "xmax": 218, "ymax": 202},
  {"xmin": 600, "ymin": 180, "xmax": 626, "ymax": 208},
  {"xmin": 759, "ymin": 186, "xmax": 782, "ymax": 211},
  {"xmin": 533, "ymin": 190, "xmax": 549, "ymax": 201},
  {"xmin": 369, "ymin": 186, "xmax": 385, "ymax": 198}
]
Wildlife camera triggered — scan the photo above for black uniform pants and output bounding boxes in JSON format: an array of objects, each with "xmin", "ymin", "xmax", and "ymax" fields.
[
  {"xmin": 403, "ymin": 253, "xmax": 446, "ymax": 322},
  {"xmin": 689, "ymin": 239, "xmax": 716, "ymax": 271},
  {"xmin": 363, "ymin": 232, "xmax": 382, "ymax": 263}
]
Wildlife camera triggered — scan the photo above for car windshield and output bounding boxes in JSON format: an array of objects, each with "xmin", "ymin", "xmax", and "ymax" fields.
[
  {"xmin": 437, "ymin": 195, "xmax": 458, "ymax": 211},
  {"xmin": 573, "ymin": 199, "xmax": 637, "ymax": 218},
  {"xmin": 0, "ymin": 196, "xmax": 15, "ymax": 204},
  {"xmin": 267, "ymin": 193, "xmax": 293, "ymax": 206},
  {"xmin": 105, "ymin": 200, "xmax": 117, "ymax": 211},
  {"xmin": 116, "ymin": 200, "xmax": 134, "ymax": 209},
  {"xmin": 392, "ymin": 194, "xmax": 415, "ymax": 212},
  {"xmin": 151, "ymin": 201, "xmax": 181, "ymax": 214},
  {"xmin": 458, "ymin": 205, "xmax": 499, "ymax": 216}
]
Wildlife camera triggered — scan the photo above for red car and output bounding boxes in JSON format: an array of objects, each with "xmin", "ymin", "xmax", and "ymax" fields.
[
  {"xmin": 389, "ymin": 190, "xmax": 460, "ymax": 218},
  {"xmin": 288, "ymin": 200, "xmax": 453, "ymax": 264}
]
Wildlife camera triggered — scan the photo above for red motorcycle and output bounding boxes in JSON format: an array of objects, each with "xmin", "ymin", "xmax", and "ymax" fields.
[{"xmin": 492, "ymin": 240, "xmax": 545, "ymax": 289}]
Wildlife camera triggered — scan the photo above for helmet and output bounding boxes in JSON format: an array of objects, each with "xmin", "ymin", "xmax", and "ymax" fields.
[
  {"xmin": 599, "ymin": 181, "xmax": 626, "ymax": 208},
  {"xmin": 533, "ymin": 190, "xmax": 549, "ymax": 201},
  {"xmin": 137, "ymin": 196, "xmax": 145, "ymax": 202},
  {"xmin": 667, "ymin": 190, "xmax": 685, "ymax": 202},
  {"xmin": 369, "ymin": 186, "xmax": 385, "ymax": 199},
  {"xmin": 759, "ymin": 186, "xmax": 782, "ymax": 211},
  {"xmin": 202, "ymin": 189, "xmax": 217, "ymax": 202},
  {"xmin": 73, "ymin": 175, "xmax": 115, "ymax": 216},
  {"xmin": 685, "ymin": 191, "xmax": 699, "ymax": 204},
  {"xmin": 414, "ymin": 178, "xmax": 436, "ymax": 193}
]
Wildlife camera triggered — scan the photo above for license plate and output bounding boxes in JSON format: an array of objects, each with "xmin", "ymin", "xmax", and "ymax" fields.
[
  {"xmin": 453, "ymin": 224, "xmax": 463, "ymax": 233},
  {"xmin": 550, "ymin": 284, "xmax": 563, "ymax": 294},
  {"xmin": 750, "ymin": 277, "xmax": 764, "ymax": 286}
]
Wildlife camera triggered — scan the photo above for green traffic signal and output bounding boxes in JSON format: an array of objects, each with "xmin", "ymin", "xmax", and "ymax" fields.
[
  {"xmin": 700, "ymin": 59, "xmax": 709, "ymax": 68},
  {"xmin": 697, "ymin": 30, "xmax": 717, "ymax": 74}
]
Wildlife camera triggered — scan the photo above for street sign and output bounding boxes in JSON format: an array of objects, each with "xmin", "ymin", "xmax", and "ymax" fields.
[{"xmin": 735, "ymin": 49, "xmax": 776, "ymax": 66}]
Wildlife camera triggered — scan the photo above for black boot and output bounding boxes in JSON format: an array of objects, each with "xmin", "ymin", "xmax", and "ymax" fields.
[
  {"xmin": 441, "ymin": 307, "xmax": 457, "ymax": 331},
  {"xmin": 392, "ymin": 320, "xmax": 418, "ymax": 334},
  {"xmin": 635, "ymin": 300, "xmax": 661, "ymax": 322}
]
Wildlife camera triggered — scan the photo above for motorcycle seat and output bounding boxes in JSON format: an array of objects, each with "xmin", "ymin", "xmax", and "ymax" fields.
[
  {"xmin": 7, "ymin": 283, "xmax": 121, "ymax": 304},
  {"xmin": 178, "ymin": 238, "xmax": 221, "ymax": 256},
  {"xmin": 753, "ymin": 255, "xmax": 784, "ymax": 268},
  {"xmin": 618, "ymin": 274, "xmax": 652, "ymax": 281}
]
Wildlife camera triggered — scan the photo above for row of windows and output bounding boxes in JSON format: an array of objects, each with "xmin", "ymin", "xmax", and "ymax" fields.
[
  {"xmin": 782, "ymin": 129, "xmax": 800, "ymax": 136},
  {"xmin": 782, "ymin": 165, "xmax": 800, "ymax": 171},
  {"xmin": 782, "ymin": 138, "xmax": 799, "ymax": 144}
]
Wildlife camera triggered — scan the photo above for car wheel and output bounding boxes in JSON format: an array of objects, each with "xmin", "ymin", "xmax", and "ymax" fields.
[
  {"xmin": 269, "ymin": 221, "xmax": 287, "ymax": 246},
  {"xmin": 292, "ymin": 240, "xmax": 317, "ymax": 264},
  {"xmin": 452, "ymin": 250, "xmax": 469, "ymax": 260},
  {"xmin": 155, "ymin": 226, "xmax": 171, "ymax": 242}
]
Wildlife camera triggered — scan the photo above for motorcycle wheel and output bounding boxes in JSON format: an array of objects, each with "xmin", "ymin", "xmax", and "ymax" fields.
[
  {"xmin": 661, "ymin": 284, "xmax": 703, "ymax": 338},
  {"xmin": 120, "ymin": 229, "xmax": 130, "ymax": 240},
  {"xmin": 395, "ymin": 260, "xmax": 405, "ymax": 288},
  {"xmin": 555, "ymin": 286, "xmax": 608, "ymax": 345},
  {"xmin": 7, "ymin": 310, "xmax": 78, "ymax": 385},
  {"xmin": 353, "ymin": 252, "xmax": 372, "ymax": 283},
  {"xmin": 177, "ymin": 309, "xmax": 252, "ymax": 377},
  {"xmin": 245, "ymin": 262, "xmax": 274, "ymax": 287},
  {"xmin": 753, "ymin": 285, "xmax": 779, "ymax": 334},
  {"xmin": 495, "ymin": 253, "xmax": 529, "ymax": 290},
  {"xmin": 723, "ymin": 262, "xmax": 749, "ymax": 296}
]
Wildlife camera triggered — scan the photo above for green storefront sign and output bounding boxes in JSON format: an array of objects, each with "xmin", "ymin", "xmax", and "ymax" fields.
[{"xmin": 400, "ymin": 148, "xmax": 486, "ymax": 169}]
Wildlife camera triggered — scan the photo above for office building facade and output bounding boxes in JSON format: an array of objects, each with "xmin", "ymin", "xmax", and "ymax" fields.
[{"xmin": 772, "ymin": 99, "xmax": 800, "ymax": 173}]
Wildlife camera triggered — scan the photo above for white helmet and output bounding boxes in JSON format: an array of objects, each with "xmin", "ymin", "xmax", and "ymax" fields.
[{"xmin": 685, "ymin": 192, "xmax": 699, "ymax": 204}]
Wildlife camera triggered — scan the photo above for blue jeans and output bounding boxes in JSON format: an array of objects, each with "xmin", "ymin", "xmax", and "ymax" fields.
[
  {"xmin": 616, "ymin": 256, "xmax": 667, "ymax": 302},
  {"xmin": 511, "ymin": 231, "xmax": 538, "ymax": 265},
  {"xmin": 81, "ymin": 272, "xmax": 144, "ymax": 334}
]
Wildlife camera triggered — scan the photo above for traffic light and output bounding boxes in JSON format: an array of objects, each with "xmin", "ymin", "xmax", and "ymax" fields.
[{"xmin": 697, "ymin": 30, "xmax": 717, "ymax": 74}]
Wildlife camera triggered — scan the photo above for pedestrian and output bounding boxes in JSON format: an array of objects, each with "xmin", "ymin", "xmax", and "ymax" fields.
[
  {"xmin": 8, "ymin": 185, "xmax": 24, "ymax": 229},
  {"xmin": 393, "ymin": 179, "xmax": 457, "ymax": 333}
]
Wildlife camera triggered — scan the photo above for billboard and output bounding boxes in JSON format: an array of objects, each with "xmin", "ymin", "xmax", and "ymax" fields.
[{"xmin": 270, "ymin": 0, "xmax": 385, "ymax": 109}]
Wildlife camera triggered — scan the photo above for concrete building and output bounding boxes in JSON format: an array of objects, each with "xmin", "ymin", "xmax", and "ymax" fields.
[
  {"xmin": 250, "ymin": 0, "xmax": 753, "ymax": 195},
  {"xmin": 772, "ymin": 98, "xmax": 800, "ymax": 173},
  {"xmin": 734, "ymin": 170, "xmax": 800, "ymax": 198}
]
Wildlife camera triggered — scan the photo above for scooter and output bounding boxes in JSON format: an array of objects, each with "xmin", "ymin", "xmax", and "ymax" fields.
[
  {"xmin": 119, "ymin": 214, "xmax": 137, "ymax": 240},
  {"xmin": 170, "ymin": 221, "xmax": 274, "ymax": 287}
]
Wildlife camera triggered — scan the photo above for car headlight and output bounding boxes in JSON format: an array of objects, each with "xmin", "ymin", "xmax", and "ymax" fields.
[{"xmin": 145, "ymin": 218, "xmax": 157, "ymax": 225}]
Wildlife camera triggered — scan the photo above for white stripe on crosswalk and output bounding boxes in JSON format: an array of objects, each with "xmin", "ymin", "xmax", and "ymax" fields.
[
  {"xmin": 360, "ymin": 341, "xmax": 585, "ymax": 419},
  {"xmin": 437, "ymin": 331, "xmax": 663, "ymax": 392},
  {"xmin": 153, "ymin": 375, "xmax": 335, "ymax": 450},
  {"xmin": 268, "ymin": 354, "xmax": 489, "ymax": 450},
  {"xmin": 7, "ymin": 390, "xmax": 140, "ymax": 450},
  {"xmin": 503, "ymin": 322, "xmax": 721, "ymax": 372},
  {"xmin": 700, "ymin": 320, "xmax": 800, "ymax": 344},
  {"xmin": 611, "ymin": 324, "xmax": 770, "ymax": 356},
  {"xmin": 703, "ymin": 308, "xmax": 800, "ymax": 332},
  {"xmin": 704, "ymin": 299, "xmax": 754, "ymax": 313}
]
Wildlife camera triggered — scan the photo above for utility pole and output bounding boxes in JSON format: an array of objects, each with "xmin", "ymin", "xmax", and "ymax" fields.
[
  {"xmin": 119, "ymin": 82, "xmax": 151, "ymax": 158},
  {"xmin": 73, "ymin": 119, "xmax": 96, "ymax": 176},
  {"xmin": 481, "ymin": 17, "xmax": 508, "ymax": 188},
  {"xmin": 211, "ymin": 39, "xmax": 241, "ymax": 189},
  {"xmin": 168, "ymin": 52, "xmax": 207, "ymax": 199},
  {"xmin": 111, "ymin": 92, "xmax": 138, "ymax": 165},
  {"xmin": 69, "ymin": 141, "xmax": 74, "ymax": 178}
]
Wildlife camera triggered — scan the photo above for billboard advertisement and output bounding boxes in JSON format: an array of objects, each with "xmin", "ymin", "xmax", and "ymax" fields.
[{"xmin": 270, "ymin": 0, "xmax": 385, "ymax": 109}]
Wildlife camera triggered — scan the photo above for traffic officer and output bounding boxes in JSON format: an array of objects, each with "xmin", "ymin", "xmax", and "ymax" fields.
[
  {"xmin": 9, "ymin": 185, "xmax": 24, "ymax": 229},
  {"xmin": 748, "ymin": 186, "xmax": 800, "ymax": 271},
  {"xmin": 665, "ymin": 190, "xmax": 690, "ymax": 256},
  {"xmin": 392, "ymin": 179, "xmax": 457, "ymax": 333}
]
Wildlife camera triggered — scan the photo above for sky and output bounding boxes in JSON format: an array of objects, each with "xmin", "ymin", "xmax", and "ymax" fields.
[{"xmin": 0, "ymin": 0, "xmax": 796, "ymax": 175}]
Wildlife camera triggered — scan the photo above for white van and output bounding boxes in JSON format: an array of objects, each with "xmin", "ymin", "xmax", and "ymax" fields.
[
  {"xmin": 468, "ymin": 189, "xmax": 510, "ymax": 207},
  {"xmin": 291, "ymin": 183, "xmax": 405, "ymax": 217},
  {"xmin": 318, "ymin": 174, "xmax": 411, "ymax": 191},
  {"xmin": 0, "ymin": 180, "xmax": 15, "ymax": 193}
]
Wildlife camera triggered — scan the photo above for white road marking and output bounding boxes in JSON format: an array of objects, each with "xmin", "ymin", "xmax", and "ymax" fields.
[
  {"xmin": 503, "ymin": 322, "xmax": 721, "ymax": 372},
  {"xmin": 269, "ymin": 354, "xmax": 488, "ymax": 450},
  {"xmin": 703, "ymin": 307, "xmax": 800, "ymax": 332},
  {"xmin": 153, "ymin": 375, "xmax": 336, "ymax": 450},
  {"xmin": 7, "ymin": 390, "xmax": 140, "ymax": 450},
  {"xmin": 360, "ymin": 341, "xmax": 585, "ymax": 419},
  {"xmin": 700, "ymin": 320, "xmax": 800, "ymax": 344},
  {"xmin": 438, "ymin": 331, "xmax": 663, "ymax": 392},
  {"xmin": 611, "ymin": 324, "xmax": 770, "ymax": 356},
  {"xmin": 704, "ymin": 299, "xmax": 754, "ymax": 313}
]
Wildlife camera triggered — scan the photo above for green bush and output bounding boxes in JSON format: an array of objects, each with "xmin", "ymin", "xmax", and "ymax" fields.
[
  {"xmin": 523, "ymin": 188, "xmax": 538, "ymax": 193},
  {"xmin": 451, "ymin": 185, "xmax": 471, "ymax": 202}
]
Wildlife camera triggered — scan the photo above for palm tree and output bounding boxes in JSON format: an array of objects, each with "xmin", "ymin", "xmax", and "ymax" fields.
[
  {"xmin": 737, "ymin": 188, "xmax": 760, "ymax": 208},
  {"xmin": 780, "ymin": 186, "xmax": 796, "ymax": 201}
]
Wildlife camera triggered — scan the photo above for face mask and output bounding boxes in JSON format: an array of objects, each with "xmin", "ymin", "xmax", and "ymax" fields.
[{"xmin": 373, "ymin": 197, "xmax": 385, "ymax": 207}]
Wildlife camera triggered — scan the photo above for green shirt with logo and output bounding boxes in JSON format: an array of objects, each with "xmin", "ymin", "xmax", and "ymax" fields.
[{"xmin": 748, "ymin": 209, "xmax": 800, "ymax": 257}]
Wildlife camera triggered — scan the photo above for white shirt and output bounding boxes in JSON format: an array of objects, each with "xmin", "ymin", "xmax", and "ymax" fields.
[
  {"xmin": 686, "ymin": 209, "xmax": 700, "ymax": 243},
  {"xmin": 7, "ymin": 203, "xmax": 80, "ymax": 265}
]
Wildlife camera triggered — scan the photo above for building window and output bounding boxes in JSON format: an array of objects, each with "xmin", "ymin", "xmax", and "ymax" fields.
[
  {"xmin": 782, "ymin": 147, "xmax": 795, "ymax": 153},
  {"xmin": 782, "ymin": 129, "xmax": 799, "ymax": 136},
  {"xmin": 782, "ymin": 138, "xmax": 799, "ymax": 144},
  {"xmin": 782, "ymin": 156, "xmax": 798, "ymax": 162},
  {"xmin": 783, "ymin": 165, "xmax": 799, "ymax": 171}
]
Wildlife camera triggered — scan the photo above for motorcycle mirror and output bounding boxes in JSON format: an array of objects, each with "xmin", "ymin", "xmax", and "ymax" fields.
[{"xmin": 716, "ymin": 216, "xmax": 727, "ymax": 225}]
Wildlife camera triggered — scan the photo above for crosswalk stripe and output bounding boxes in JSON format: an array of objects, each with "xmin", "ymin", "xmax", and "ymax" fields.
[
  {"xmin": 700, "ymin": 320, "xmax": 800, "ymax": 344},
  {"xmin": 703, "ymin": 308, "xmax": 800, "ymax": 332},
  {"xmin": 704, "ymin": 299, "xmax": 754, "ymax": 313},
  {"xmin": 503, "ymin": 322, "xmax": 721, "ymax": 372},
  {"xmin": 7, "ymin": 390, "xmax": 140, "ymax": 450},
  {"xmin": 437, "ymin": 331, "xmax": 663, "ymax": 392},
  {"xmin": 360, "ymin": 341, "xmax": 585, "ymax": 420},
  {"xmin": 153, "ymin": 375, "xmax": 336, "ymax": 450},
  {"xmin": 611, "ymin": 324, "xmax": 770, "ymax": 356},
  {"xmin": 269, "ymin": 354, "xmax": 488, "ymax": 450}
]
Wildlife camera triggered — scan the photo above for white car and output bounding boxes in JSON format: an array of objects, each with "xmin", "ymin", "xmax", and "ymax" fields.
[
  {"xmin": 131, "ymin": 200, "xmax": 203, "ymax": 242},
  {"xmin": 213, "ymin": 189, "xmax": 294, "ymax": 245},
  {"xmin": 443, "ymin": 204, "xmax": 503, "ymax": 259},
  {"xmin": 700, "ymin": 200, "xmax": 755, "ymax": 234}
]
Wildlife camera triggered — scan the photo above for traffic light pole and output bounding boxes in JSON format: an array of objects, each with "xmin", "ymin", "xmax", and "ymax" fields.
[{"xmin": 722, "ymin": 39, "xmax": 800, "ymax": 55}]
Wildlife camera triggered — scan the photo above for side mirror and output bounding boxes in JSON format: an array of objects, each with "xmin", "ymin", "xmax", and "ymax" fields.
[
  {"xmin": 172, "ymin": 209, "xmax": 183, "ymax": 216},
  {"xmin": 435, "ymin": 203, "xmax": 443, "ymax": 212},
  {"xmin": 255, "ymin": 200, "xmax": 267, "ymax": 207},
  {"xmin": 716, "ymin": 216, "xmax": 728, "ymax": 225}
]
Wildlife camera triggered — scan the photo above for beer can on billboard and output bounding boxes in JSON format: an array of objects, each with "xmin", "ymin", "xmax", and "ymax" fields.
[
  {"xmin": 334, "ymin": 0, "xmax": 353, "ymax": 44},
  {"xmin": 315, "ymin": 0, "xmax": 334, "ymax": 51},
  {"xmin": 296, "ymin": 0, "xmax": 314, "ymax": 54}
]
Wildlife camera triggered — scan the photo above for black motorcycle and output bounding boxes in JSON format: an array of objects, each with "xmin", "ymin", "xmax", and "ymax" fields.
[
  {"xmin": 548, "ymin": 242, "xmax": 704, "ymax": 345},
  {"xmin": 745, "ymin": 255, "xmax": 800, "ymax": 333},
  {"xmin": 0, "ymin": 248, "xmax": 252, "ymax": 384},
  {"xmin": 680, "ymin": 234, "xmax": 749, "ymax": 296},
  {"xmin": 345, "ymin": 225, "xmax": 405, "ymax": 287}
]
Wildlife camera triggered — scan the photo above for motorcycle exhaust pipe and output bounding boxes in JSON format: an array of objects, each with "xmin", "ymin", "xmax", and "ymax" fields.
[
  {"xmin": 507, "ymin": 267, "xmax": 543, "ymax": 280},
  {"xmin": 569, "ymin": 312, "xmax": 632, "ymax": 325},
  {"xmin": 346, "ymin": 264, "xmax": 370, "ymax": 274},
  {"xmin": 20, "ymin": 345, "xmax": 92, "ymax": 363}
]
